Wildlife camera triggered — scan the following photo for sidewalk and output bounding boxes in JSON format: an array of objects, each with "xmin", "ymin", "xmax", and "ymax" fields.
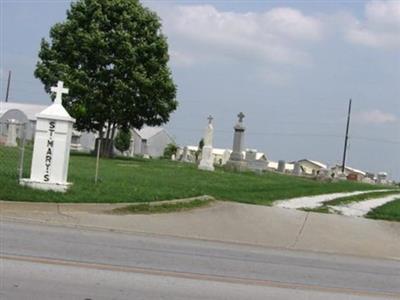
[{"xmin": 1, "ymin": 200, "xmax": 399, "ymax": 260}]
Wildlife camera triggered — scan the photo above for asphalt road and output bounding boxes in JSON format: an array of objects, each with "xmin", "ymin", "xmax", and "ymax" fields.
[{"xmin": 1, "ymin": 220, "xmax": 399, "ymax": 299}]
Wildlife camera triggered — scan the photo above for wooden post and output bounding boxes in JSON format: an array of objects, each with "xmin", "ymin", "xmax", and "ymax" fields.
[{"xmin": 341, "ymin": 99, "xmax": 352, "ymax": 173}]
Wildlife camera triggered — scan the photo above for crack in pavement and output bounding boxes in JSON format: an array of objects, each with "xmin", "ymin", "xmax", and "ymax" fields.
[{"xmin": 290, "ymin": 212, "xmax": 310, "ymax": 249}]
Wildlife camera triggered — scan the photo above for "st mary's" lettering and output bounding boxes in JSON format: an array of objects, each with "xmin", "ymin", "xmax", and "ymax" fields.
[{"xmin": 43, "ymin": 121, "xmax": 56, "ymax": 182}]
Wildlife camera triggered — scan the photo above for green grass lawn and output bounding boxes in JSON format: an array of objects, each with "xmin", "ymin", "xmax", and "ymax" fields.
[
  {"xmin": 111, "ymin": 199, "xmax": 213, "ymax": 214},
  {"xmin": 366, "ymin": 199, "xmax": 400, "ymax": 222},
  {"xmin": 0, "ymin": 145, "xmax": 387, "ymax": 204}
]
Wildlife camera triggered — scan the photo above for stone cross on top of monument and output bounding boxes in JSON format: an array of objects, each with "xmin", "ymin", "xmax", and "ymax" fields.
[
  {"xmin": 238, "ymin": 112, "xmax": 245, "ymax": 123},
  {"xmin": 208, "ymin": 115, "xmax": 213, "ymax": 124},
  {"xmin": 51, "ymin": 81, "xmax": 69, "ymax": 105}
]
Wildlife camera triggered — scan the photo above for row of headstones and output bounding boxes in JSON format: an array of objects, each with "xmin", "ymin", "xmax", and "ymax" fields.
[
  {"xmin": 181, "ymin": 115, "xmax": 336, "ymax": 179},
  {"xmin": 187, "ymin": 112, "xmax": 269, "ymax": 173}
]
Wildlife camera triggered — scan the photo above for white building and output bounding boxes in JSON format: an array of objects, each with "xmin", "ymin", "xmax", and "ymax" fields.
[
  {"xmin": 267, "ymin": 161, "xmax": 294, "ymax": 172},
  {"xmin": 130, "ymin": 126, "xmax": 175, "ymax": 158},
  {"xmin": 331, "ymin": 165, "xmax": 366, "ymax": 181},
  {"xmin": 295, "ymin": 159, "xmax": 327, "ymax": 175}
]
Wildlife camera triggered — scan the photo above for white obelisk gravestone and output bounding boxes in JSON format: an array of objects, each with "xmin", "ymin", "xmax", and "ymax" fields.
[
  {"xmin": 20, "ymin": 81, "xmax": 75, "ymax": 192},
  {"xmin": 198, "ymin": 115, "xmax": 215, "ymax": 171}
]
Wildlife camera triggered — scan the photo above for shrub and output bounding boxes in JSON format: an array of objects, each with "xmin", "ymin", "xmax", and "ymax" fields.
[{"xmin": 114, "ymin": 129, "xmax": 131, "ymax": 153}]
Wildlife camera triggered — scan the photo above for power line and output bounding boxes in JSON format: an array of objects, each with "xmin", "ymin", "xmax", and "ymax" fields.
[
  {"xmin": 351, "ymin": 136, "xmax": 400, "ymax": 145},
  {"xmin": 167, "ymin": 126, "xmax": 400, "ymax": 145},
  {"xmin": 1, "ymin": 79, "xmax": 398, "ymax": 146}
]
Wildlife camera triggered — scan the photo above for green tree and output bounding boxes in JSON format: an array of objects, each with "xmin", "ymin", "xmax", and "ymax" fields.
[
  {"xmin": 195, "ymin": 138, "xmax": 204, "ymax": 162},
  {"xmin": 163, "ymin": 143, "xmax": 178, "ymax": 159},
  {"xmin": 114, "ymin": 128, "xmax": 131, "ymax": 153},
  {"xmin": 35, "ymin": 0, "xmax": 177, "ymax": 156}
]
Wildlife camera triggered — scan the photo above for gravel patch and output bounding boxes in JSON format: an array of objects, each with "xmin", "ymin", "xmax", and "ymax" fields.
[
  {"xmin": 330, "ymin": 194, "xmax": 400, "ymax": 217},
  {"xmin": 274, "ymin": 190, "xmax": 390, "ymax": 209}
]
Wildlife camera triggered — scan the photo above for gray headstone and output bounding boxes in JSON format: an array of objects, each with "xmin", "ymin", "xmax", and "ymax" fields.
[
  {"xmin": 277, "ymin": 160, "xmax": 286, "ymax": 173},
  {"xmin": 5, "ymin": 119, "xmax": 19, "ymax": 147},
  {"xmin": 293, "ymin": 162, "xmax": 301, "ymax": 176},
  {"xmin": 181, "ymin": 146, "xmax": 189, "ymax": 162},
  {"xmin": 225, "ymin": 113, "xmax": 248, "ymax": 172},
  {"xmin": 229, "ymin": 112, "xmax": 245, "ymax": 161}
]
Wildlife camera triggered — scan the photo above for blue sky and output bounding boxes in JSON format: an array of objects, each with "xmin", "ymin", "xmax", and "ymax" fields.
[{"xmin": 1, "ymin": 0, "xmax": 399, "ymax": 179}]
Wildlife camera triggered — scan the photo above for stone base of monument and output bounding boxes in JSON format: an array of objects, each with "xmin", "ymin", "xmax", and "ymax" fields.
[
  {"xmin": 198, "ymin": 146, "xmax": 214, "ymax": 172},
  {"xmin": 336, "ymin": 173, "xmax": 348, "ymax": 181},
  {"xmin": 20, "ymin": 179, "xmax": 72, "ymax": 193},
  {"xmin": 224, "ymin": 160, "xmax": 248, "ymax": 172},
  {"xmin": 247, "ymin": 160, "xmax": 268, "ymax": 173}
]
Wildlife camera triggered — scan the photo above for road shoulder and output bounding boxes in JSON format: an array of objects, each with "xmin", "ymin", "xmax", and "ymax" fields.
[{"xmin": 1, "ymin": 200, "xmax": 399, "ymax": 260}]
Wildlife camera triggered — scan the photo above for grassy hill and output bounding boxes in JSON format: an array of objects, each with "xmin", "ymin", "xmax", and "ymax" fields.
[{"xmin": 0, "ymin": 149, "xmax": 384, "ymax": 204}]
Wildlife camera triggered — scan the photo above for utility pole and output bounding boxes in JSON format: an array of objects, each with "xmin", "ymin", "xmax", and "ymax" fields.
[
  {"xmin": 341, "ymin": 99, "xmax": 352, "ymax": 173},
  {"xmin": 5, "ymin": 70, "xmax": 11, "ymax": 102}
]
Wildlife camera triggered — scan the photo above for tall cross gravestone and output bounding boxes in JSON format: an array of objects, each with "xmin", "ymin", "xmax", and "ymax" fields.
[
  {"xmin": 225, "ymin": 112, "xmax": 248, "ymax": 172},
  {"xmin": 198, "ymin": 115, "xmax": 215, "ymax": 171},
  {"xmin": 20, "ymin": 81, "xmax": 75, "ymax": 192}
]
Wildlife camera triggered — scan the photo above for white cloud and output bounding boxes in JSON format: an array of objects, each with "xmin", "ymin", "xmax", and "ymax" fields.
[
  {"xmin": 346, "ymin": 0, "xmax": 400, "ymax": 49},
  {"xmin": 365, "ymin": 0, "xmax": 400, "ymax": 28},
  {"xmin": 161, "ymin": 5, "xmax": 322, "ymax": 66},
  {"xmin": 258, "ymin": 70, "xmax": 292, "ymax": 86},
  {"xmin": 261, "ymin": 8, "xmax": 322, "ymax": 41},
  {"xmin": 354, "ymin": 110, "xmax": 398, "ymax": 124}
]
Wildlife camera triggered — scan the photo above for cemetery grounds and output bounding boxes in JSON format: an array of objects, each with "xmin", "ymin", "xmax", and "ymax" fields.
[{"xmin": 1, "ymin": 144, "xmax": 399, "ymax": 221}]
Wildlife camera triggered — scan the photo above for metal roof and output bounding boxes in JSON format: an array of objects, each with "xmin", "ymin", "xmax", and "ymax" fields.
[
  {"xmin": 133, "ymin": 126, "xmax": 166, "ymax": 140},
  {"xmin": 298, "ymin": 159, "xmax": 327, "ymax": 169},
  {"xmin": 0, "ymin": 102, "xmax": 47, "ymax": 121}
]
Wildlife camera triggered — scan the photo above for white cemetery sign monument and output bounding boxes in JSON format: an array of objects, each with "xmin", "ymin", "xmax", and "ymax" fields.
[
  {"xmin": 20, "ymin": 81, "xmax": 75, "ymax": 192},
  {"xmin": 198, "ymin": 115, "xmax": 215, "ymax": 171}
]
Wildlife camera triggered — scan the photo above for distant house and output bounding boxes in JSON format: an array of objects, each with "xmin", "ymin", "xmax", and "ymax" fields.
[
  {"xmin": 130, "ymin": 126, "xmax": 174, "ymax": 158},
  {"xmin": 331, "ymin": 165, "xmax": 366, "ymax": 181},
  {"xmin": 296, "ymin": 159, "xmax": 327, "ymax": 175}
]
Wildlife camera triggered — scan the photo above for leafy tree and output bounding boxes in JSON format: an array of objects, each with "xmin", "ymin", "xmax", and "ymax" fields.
[
  {"xmin": 198, "ymin": 138, "xmax": 205, "ymax": 150},
  {"xmin": 163, "ymin": 143, "xmax": 178, "ymax": 159},
  {"xmin": 114, "ymin": 128, "xmax": 131, "ymax": 153},
  {"xmin": 35, "ymin": 0, "xmax": 177, "ymax": 156}
]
